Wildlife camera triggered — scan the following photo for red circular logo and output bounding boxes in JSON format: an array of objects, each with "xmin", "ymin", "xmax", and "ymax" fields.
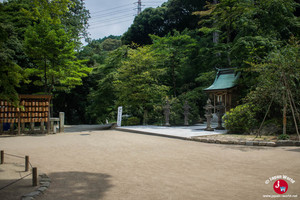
[{"xmin": 273, "ymin": 179, "xmax": 288, "ymax": 194}]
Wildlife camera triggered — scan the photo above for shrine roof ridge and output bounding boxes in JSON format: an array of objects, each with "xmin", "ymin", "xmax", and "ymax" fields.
[{"xmin": 204, "ymin": 68, "xmax": 240, "ymax": 91}]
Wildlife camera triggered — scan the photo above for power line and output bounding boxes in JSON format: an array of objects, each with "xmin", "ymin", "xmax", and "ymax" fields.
[
  {"xmin": 89, "ymin": 19, "xmax": 134, "ymax": 30},
  {"xmin": 90, "ymin": 4, "xmax": 133, "ymax": 14},
  {"xmin": 90, "ymin": 8, "xmax": 134, "ymax": 19},
  {"xmin": 90, "ymin": 14, "xmax": 134, "ymax": 24},
  {"xmin": 90, "ymin": 15, "xmax": 135, "ymax": 25}
]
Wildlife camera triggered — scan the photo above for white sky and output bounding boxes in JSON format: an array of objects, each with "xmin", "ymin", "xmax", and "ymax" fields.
[
  {"xmin": 85, "ymin": 0, "xmax": 167, "ymax": 40},
  {"xmin": 0, "ymin": 0, "xmax": 167, "ymax": 41}
]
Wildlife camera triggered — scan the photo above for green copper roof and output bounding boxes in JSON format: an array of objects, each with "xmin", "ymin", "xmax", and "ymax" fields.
[{"xmin": 204, "ymin": 68, "xmax": 240, "ymax": 91}]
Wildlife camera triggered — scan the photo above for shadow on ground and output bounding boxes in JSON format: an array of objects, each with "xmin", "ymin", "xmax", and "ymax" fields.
[
  {"xmin": 286, "ymin": 148, "xmax": 300, "ymax": 153},
  {"xmin": 0, "ymin": 173, "xmax": 35, "ymax": 200},
  {"xmin": 64, "ymin": 125, "xmax": 113, "ymax": 133},
  {"xmin": 221, "ymin": 145, "xmax": 270, "ymax": 152},
  {"xmin": 42, "ymin": 171, "xmax": 113, "ymax": 200}
]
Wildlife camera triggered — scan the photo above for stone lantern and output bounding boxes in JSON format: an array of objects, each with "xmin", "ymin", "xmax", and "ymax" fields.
[
  {"xmin": 215, "ymin": 102, "xmax": 225, "ymax": 130},
  {"xmin": 163, "ymin": 100, "xmax": 171, "ymax": 126},
  {"xmin": 203, "ymin": 99, "xmax": 214, "ymax": 131},
  {"xmin": 183, "ymin": 100, "xmax": 191, "ymax": 126}
]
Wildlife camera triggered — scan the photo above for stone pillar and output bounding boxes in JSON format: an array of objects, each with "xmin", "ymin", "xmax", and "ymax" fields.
[
  {"xmin": 50, "ymin": 121, "xmax": 54, "ymax": 133},
  {"xmin": 163, "ymin": 100, "xmax": 171, "ymax": 126},
  {"xmin": 215, "ymin": 102, "xmax": 225, "ymax": 130},
  {"xmin": 183, "ymin": 101, "xmax": 191, "ymax": 126},
  {"xmin": 203, "ymin": 99, "xmax": 214, "ymax": 131},
  {"xmin": 59, "ymin": 112, "xmax": 65, "ymax": 133}
]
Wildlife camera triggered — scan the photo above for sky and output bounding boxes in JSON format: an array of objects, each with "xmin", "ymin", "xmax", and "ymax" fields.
[
  {"xmin": 0, "ymin": 0, "xmax": 167, "ymax": 40},
  {"xmin": 85, "ymin": 0, "xmax": 167, "ymax": 40}
]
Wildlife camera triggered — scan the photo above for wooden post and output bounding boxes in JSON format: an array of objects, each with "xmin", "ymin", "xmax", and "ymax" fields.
[
  {"xmin": 47, "ymin": 105, "xmax": 50, "ymax": 134},
  {"xmin": 0, "ymin": 123, "xmax": 3, "ymax": 134},
  {"xmin": 25, "ymin": 156, "xmax": 29, "ymax": 172},
  {"xmin": 213, "ymin": 94, "xmax": 216, "ymax": 113},
  {"xmin": 32, "ymin": 167, "xmax": 38, "ymax": 186},
  {"xmin": 1, "ymin": 150, "xmax": 4, "ymax": 164},
  {"xmin": 10, "ymin": 123, "xmax": 14, "ymax": 134},
  {"xmin": 225, "ymin": 93, "xmax": 227, "ymax": 112},
  {"xmin": 40, "ymin": 121, "xmax": 45, "ymax": 134},
  {"xmin": 59, "ymin": 112, "xmax": 64, "ymax": 133},
  {"xmin": 18, "ymin": 113, "xmax": 21, "ymax": 135},
  {"xmin": 21, "ymin": 123, "xmax": 25, "ymax": 132},
  {"xmin": 283, "ymin": 94, "xmax": 287, "ymax": 135},
  {"xmin": 30, "ymin": 122, "xmax": 34, "ymax": 132}
]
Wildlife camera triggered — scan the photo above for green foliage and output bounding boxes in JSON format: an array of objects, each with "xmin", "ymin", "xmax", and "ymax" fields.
[
  {"xmin": 114, "ymin": 46, "xmax": 169, "ymax": 121},
  {"xmin": 0, "ymin": 22, "xmax": 24, "ymax": 102},
  {"xmin": 277, "ymin": 134, "xmax": 290, "ymax": 140},
  {"xmin": 223, "ymin": 104, "xmax": 258, "ymax": 134},
  {"xmin": 61, "ymin": 0, "xmax": 90, "ymax": 45},
  {"xmin": 23, "ymin": 0, "xmax": 91, "ymax": 93},
  {"xmin": 123, "ymin": 117, "xmax": 140, "ymax": 126},
  {"xmin": 122, "ymin": 0, "xmax": 208, "ymax": 45},
  {"xmin": 151, "ymin": 31, "xmax": 198, "ymax": 97}
]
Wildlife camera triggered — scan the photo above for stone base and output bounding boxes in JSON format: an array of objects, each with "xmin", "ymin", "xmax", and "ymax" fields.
[{"xmin": 204, "ymin": 127, "xmax": 214, "ymax": 131}]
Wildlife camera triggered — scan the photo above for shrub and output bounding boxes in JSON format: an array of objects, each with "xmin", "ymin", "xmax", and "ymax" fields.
[
  {"xmin": 125, "ymin": 117, "xmax": 140, "ymax": 126},
  {"xmin": 223, "ymin": 103, "xmax": 257, "ymax": 134},
  {"xmin": 277, "ymin": 134, "xmax": 290, "ymax": 140}
]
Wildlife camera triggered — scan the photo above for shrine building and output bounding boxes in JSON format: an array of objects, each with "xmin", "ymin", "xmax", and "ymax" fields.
[{"xmin": 204, "ymin": 68, "xmax": 240, "ymax": 113}]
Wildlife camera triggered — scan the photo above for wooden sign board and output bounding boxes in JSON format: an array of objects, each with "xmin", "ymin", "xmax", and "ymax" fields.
[{"xmin": 0, "ymin": 95, "xmax": 52, "ymax": 123}]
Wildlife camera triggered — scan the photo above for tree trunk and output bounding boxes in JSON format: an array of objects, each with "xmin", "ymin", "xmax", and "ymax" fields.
[
  {"xmin": 44, "ymin": 57, "xmax": 47, "ymax": 93},
  {"xmin": 143, "ymin": 109, "xmax": 148, "ymax": 125},
  {"xmin": 283, "ymin": 93, "xmax": 287, "ymax": 135},
  {"xmin": 172, "ymin": 64, "xmax": 176, "ymax": 97}
]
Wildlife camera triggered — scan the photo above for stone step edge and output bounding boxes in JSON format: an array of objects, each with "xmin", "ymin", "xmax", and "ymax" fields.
[
  {"xmin": 21, "ymin": 173, "xmax": 51, "ymax": 200},
  {"xmin": 191, "ymin": 138, "xmax": 300, "ymax": 147}
]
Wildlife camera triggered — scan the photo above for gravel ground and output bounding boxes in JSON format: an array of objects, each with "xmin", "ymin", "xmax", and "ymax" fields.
[{"xmin": 0, "ymin": 128, "xmax": 300, "ymax": 200}]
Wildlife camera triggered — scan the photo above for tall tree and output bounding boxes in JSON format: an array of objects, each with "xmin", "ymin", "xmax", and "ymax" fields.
[
  {"xmin": 114, "ymin": 46, "xmax": 169, "ymax": 123},
  {"xmin": 122, "ymin": 0, "xmax": 209, "ymax": 45},
  {"xmin": 151, "ymin": 32, "xmax": 198, "ymax": 97},
  {"xmin": 0, "ymin": 23, "xmax": 23, "ymax": 102},
  {"xmin": 23, "ymin": 0, "xmax": 91, "ymax": 93}
]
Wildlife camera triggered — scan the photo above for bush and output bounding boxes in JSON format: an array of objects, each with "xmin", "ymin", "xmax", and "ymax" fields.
[
  {"xmin": 223, "ymin": 104, "xmax": 257, "ymax": 134},
  {"xmin": 277, "ymin": 134, "xmax": 290, "ymax": 140},
  {"xmin": 124, "ymin": 117, "xmax": 140, "ymax": 126}
]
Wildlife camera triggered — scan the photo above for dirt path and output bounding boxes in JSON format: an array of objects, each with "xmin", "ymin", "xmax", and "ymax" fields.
[{"xmin": 1, "ymin": 130, "xmax": 299, "ymax": 200}]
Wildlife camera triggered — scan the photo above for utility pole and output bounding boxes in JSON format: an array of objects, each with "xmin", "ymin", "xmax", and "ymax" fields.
[{"xmin": 137, "ymin": 0, "xmax": 142, "ymax": 15}]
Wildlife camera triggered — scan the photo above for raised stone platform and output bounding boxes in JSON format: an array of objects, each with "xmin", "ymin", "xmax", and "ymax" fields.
[{"xmin": 116, "ymin": 123, "xmax": 227, "ymax": 139}]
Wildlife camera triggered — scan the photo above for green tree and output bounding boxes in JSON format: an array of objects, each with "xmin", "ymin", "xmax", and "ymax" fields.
[
  {"xmin": 86, "ymin": 46, "xmax": 128, "ymax": 124},
  {"xmin": 122, "ymin": 0, "xmax": 209, "ymax": 45},
  {"xmin": 151, "ymin": 32, "xmax": 198, "ymax": 96},
  {"xmin": 23, "ymin": 0, "xmax": 91, "ymax": 93},
  {"xmin": 61, "ymin": 0, "xmax": 90, "ymax": 45},
  {"xmin": 114, "ymin": 46, "xmax": 169, "ymax": 124},
  {"xmin": 0, "ymin": 23, "xmax": 23, "ymax": 102}
]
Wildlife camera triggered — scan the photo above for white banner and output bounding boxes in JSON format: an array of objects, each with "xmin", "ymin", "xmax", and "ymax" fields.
[{"xmin": 117, "ymin": 106, "xmax": 123, "ymax": 127}]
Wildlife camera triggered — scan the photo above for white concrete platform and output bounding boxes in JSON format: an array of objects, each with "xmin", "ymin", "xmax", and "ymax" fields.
[{"xmin": 116, "ymin": 123, "xmax": 227, "ymax": 139}]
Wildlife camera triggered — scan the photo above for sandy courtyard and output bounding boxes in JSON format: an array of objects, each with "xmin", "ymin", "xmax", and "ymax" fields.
[{"xmin": 0, "ymin": 129, "xmax": 299, "ymax": 200}]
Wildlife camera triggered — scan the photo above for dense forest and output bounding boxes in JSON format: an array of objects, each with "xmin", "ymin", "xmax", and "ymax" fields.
[{"xmin": 0, "ymin": 0, "xmax": 299, "ymax": 135}]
